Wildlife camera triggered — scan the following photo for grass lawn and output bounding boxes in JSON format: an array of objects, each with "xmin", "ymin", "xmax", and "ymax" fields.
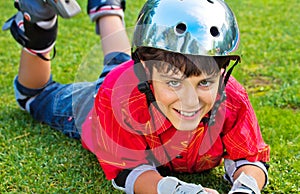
[{"xmin": 0, "ymin": 0, "xmax": 299, "ymax": 193}]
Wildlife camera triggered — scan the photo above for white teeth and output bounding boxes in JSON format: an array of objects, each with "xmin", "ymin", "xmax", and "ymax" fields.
[{"xmin": 179, "ymin": 111, "xmax": 197, "ymax": 117}]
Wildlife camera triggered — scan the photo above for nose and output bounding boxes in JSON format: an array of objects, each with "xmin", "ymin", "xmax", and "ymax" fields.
[{"xmin": 180, "ymin": 85, "xmax": 199, "ymax": 108}]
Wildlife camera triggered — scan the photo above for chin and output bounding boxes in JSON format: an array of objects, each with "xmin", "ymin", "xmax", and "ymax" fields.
[{"xmin": 174, "ymin": 122, "xmax": 199, "ymax": 131}]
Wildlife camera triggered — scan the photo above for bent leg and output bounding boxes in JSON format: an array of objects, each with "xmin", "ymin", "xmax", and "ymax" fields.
[
  {"xmin": 18, "ymin": 49, "xmax": 51, "ymax": 89},
  {"xmin": 5, "ymin": 0, "xmax": 130, "ymax": 138},
  {"xmin": 12, "ymin": 12, "xmax": 130, "ymax": 138},
  {"xmin": 98, "ymin": 15, "xmax": 130, "ymax": 56},
  {"xmin": 17, "ymin": 14, "xmax": 130, "ymax": 90}
]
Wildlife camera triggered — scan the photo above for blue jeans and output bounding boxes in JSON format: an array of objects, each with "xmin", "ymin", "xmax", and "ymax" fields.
[{"xmin": 14, "ymin": 52, "xmax": 131, "ymax": 139}]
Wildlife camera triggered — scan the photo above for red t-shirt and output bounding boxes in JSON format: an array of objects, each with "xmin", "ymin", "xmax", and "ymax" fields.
[{"xmin": 81, "ymin": 60, "xmax": 270, "ymax": 180}]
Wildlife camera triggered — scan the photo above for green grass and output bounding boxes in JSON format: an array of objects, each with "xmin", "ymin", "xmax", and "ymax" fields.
[{"xmin": 0, "ymin": 0, "xmax": 299, "ymax": 193}]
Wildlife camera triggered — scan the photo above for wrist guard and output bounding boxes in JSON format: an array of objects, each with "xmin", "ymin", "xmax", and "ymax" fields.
[
  {"xmin": 228, "ymin": 172, "xmax": 260, "ymax": 194},
  {"xmin": 157, "ymin": 176, "xmax": 208, "ymax": 194}
]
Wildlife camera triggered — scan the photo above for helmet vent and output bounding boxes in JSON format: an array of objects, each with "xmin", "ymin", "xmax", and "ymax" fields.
[
  {"xmin": 207, "ymin": 0, "xmax": 214, "ymax": 4},
  {"xmin": 210, "ymin": 26, "xmax": 220, "ymax": 37},
  {"xmin": 175, "ymin": 23, "xmax": 187, "ymax": 35}
]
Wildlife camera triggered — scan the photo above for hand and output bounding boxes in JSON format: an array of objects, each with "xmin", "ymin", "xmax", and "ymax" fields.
[
  {"xmin": 205, "ymin": 188, "xmax": 220, "ymax": 194},
  {"xmin": 157, "ymin": 176, "xmax": 219, "ymax": 194},
  {"xmin": 228, "ymin": 185, "xmax": 254, "ymax": 194}
]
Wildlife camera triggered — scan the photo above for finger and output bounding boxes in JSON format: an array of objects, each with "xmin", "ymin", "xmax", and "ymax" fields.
[{"xmin": 204, "ymin": 188, "xmax": 220, "ymax": 194}]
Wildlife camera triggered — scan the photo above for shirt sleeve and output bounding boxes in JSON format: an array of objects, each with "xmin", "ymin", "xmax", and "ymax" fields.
[{"xmin": 222, "ymin": 76, "xmax": 270, "ymax": 162}]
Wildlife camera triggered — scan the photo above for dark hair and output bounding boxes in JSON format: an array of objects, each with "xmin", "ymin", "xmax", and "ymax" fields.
[{"xmin": 133, "ymin": 47, "xmax": 231, "ymax": 78}]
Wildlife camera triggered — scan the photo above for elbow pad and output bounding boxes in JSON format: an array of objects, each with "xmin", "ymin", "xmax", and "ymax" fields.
[{"xmin": 112, "ymin": 164, "xmax": 158, "ymax": 194}]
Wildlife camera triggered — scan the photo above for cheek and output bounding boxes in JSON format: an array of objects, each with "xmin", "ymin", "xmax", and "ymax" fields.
[
  {"xmin": 153, "ymin": 83, "xmax": 177, "ymax": 107},
  {"xmin": 199, "ymin": 88, "xmax": 218, "ymax": 106}
]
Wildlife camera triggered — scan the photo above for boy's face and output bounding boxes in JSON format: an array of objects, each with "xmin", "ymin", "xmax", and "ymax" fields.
[{"xmin": 152, "ymin": 66, "xmax": 221, "ymax": 131}]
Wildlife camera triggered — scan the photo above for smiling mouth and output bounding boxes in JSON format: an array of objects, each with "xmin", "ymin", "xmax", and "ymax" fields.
[{"xmin": 174, "ymin": 109, "xmax": 200, "ymax": 117}]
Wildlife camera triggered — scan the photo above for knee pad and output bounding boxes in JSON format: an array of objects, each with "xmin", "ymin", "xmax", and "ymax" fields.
[{"xmin": 7, "ymin": 12, "xmax": 58, "ymax": 60}]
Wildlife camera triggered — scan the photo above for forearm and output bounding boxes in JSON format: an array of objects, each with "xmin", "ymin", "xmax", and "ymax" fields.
[
  {"xmin": 225, "ymin": 159, "xmax": 269, "ymax": 194},
  {"xmin": 116, "ymin": 166, "xmax": 217, "ymax": 194},
  {"xmin": 134, "ymin": 170, "xmax": 163, "ymax": 194},
  {"xmin": 134, "ymin": 170, "xmax": 218, "ymax": 194},
  {"xmin": 135, "ymin": 165, "xmax": 266, "ymax": 194},
  {"xmin": 233, "ymin": 165, "xmax": 266, "ymax": 190},
  {"xmin": 112, "ymin": 164, "xmax": 162, "ymax": 194}
]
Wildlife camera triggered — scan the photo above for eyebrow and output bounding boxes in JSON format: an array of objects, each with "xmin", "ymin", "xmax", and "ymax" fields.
[
  {"xmin": 159, "ymin": 73, "xmax": 219, "ymax": 80},
  {"xmin": 159, "ymin": 74, "xmax": 185, "ymax": 80}
]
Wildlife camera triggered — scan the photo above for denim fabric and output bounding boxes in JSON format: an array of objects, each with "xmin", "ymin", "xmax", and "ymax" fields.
[{"xmin": 15, "ymin": 52, "xmax": 131, "ymax": 139}]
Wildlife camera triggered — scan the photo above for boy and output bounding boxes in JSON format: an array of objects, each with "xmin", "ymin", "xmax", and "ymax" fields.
[{"xmin": 3, "ymin": 0, "xmax": 270, "ymax": 193}]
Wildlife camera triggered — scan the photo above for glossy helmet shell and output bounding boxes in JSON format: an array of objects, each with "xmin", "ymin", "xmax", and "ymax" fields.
[{"xmin": 132, "ymin": 0, "xmax": 240, "ymax": 56}]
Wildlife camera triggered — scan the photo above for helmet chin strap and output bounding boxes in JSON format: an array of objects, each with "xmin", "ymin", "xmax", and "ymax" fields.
[
  {"xmin": 208, "ymin": 56, "xmax": 241, "ymax": 126},
  {"xmin": 133, "ymin": 51, "xmax": 162, "ymax": 113}
]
